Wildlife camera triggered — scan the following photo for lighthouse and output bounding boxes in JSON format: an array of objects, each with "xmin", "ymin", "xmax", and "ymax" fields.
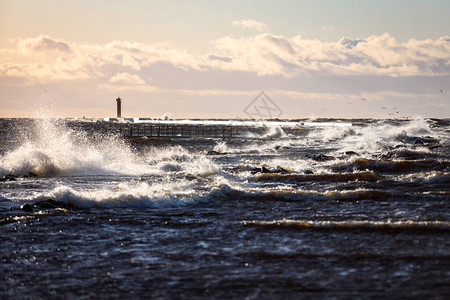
[{"xmin": 116, "ymin": 97, "xmax": 122, "ymax": 118}]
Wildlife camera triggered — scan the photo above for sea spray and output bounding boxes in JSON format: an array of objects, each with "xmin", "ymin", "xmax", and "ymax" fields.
[
  {"xmin": 213, "ymin": 141, "xmax": 229, "ymax": 154},
  {"xmin": 33, "ymin": 179, "xmax": 205, "ymax": 208},
  {"xmin": 259, "ymin": 125, "xmax": 287, "ymax": 139},
  {"xmin": 308, "ymin": 118, "xmax": 439, "ymax": 155},
  {"xmin": 0, "ymin": 118, "xmax": 149, "ymax": 176},
  {"xmin": 144, "ymin": 145, "xmax": 220, "ymax": 176}
]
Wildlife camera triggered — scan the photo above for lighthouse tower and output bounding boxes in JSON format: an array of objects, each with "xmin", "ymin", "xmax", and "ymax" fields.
[{"xmin": 116, "ymin": 97, "xmax": 122, "ymax": 118}]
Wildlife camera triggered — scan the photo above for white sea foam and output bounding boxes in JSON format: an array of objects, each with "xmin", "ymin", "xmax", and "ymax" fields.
[
  {"xmin": 34, "ymin": 180, "xmax": 203, "ymax": 208},
  {"xmin": 259, "ymin": 126, "xmax": 287, "ymax": 139},
  {"xmin": 28, "ymin": 170, "xmax": 233, "ymax": 208},
  {"xmin": 213, "ymin": 141, "xmax": 229, "ymax": 153},
  {"xmin": 188, "ymin": 156, "xmax": 220, "ymax": 177},
  {"xmin": 307, "ymin": 126, "xmax": 356, "ymax": 143},
  {"xmin": 0, "ymin": 118, "xmax": 151, "ymax": 177},
  {"xmin": 260, "ymin": 158, "xmax": 332, "ymax": 175},
  {"xmin": 0, "ymin": 117, "xmax": 356, "ymax": 179},
  {"xmin": 243, "ymin": 125, "xmax": 286, "ymax": 139},
  {"xmin": 143, "ymin": 145, "xmax": 220, "ymax": 177},
  {"xmin": 1, "ymin": 117, "xmax": 446, "ymax": 208},
  {"xmin": 310, "ymin": 118, "xmax": 439, "ymax": 155},
  {"xmin": 398, "ymin": 171, "xmax": 450, "ymax": 184}
]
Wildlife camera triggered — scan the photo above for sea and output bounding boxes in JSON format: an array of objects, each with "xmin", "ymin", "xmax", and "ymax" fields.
[{"xmin": 0, "ymin": 117, "xmax": 449, "ymax": 299}]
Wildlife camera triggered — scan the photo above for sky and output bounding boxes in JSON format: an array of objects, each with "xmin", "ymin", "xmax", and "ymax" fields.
[{"xmin": 0, "ymin": 0, "xmax": 449, "ymax": 119}]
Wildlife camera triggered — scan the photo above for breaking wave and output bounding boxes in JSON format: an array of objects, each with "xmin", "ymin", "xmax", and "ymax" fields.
[
  {"xmin": 0, "ymin": 119, "xmax": 147, "ymax": 177},
  {"xmin": 241, "ymin": 219, "xmax": 450, "ymax": 233},
  {"xmin": 0, "ymin": 119, "xmax": 220, "ymax": 178}
]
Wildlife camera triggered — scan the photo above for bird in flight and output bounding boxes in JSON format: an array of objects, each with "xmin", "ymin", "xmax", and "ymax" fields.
[{"xmin": 440, "ymin": 90, "xmax": 444, "ymax": 93}]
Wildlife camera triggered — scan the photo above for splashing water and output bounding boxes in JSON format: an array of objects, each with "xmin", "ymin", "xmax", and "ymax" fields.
[
  {"xmin": 0, "ymin": 118, "xmax": 148, "ymax": 177},
  {"xmin": 0, "ymin": 117, "xmax": 448, "ymax": 299}
]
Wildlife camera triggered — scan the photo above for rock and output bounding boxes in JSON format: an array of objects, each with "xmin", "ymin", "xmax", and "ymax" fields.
[
  {"xmin": 261, "ymin": 166, "xmax": 271, "ymax": 173},
  {"xmin": 305, "ymin": 153, "xmax": 335, "ymax": 161},
  {"xmin": 275, "ymin": 146, "xmax": 290, "ymax": 150},
  {"xmin": 33, "ymin": 199, "xmax": 59, "ymax": 209},
  {"xmin": 345, "ymin": 151, "xmax": 359, "ymax": 156},
  {"xmin": 32, "ymin": 199, "xmax": 71, "ymax": 210},
  {"xmin": 401, "ymin": 136, "xmax": 439, "ymax": 146},
  {"xmin": 250, "ymin": 166, "xmax": 289, "ymax": 174},
  {"xmin": 20, "ymin": 204, "xmax": 33, "ymax": 212},
  {"xmin": 206, "ymin": 150, "xmax": 223, "ymax": 155},
  {"xmin": 23, "ymin": 172, "xmax": 38, "ymax": 178},
  {"xmin": 304, "ymin": 170, "xmax": 314, "ymax": 175},
  {"xmin": 249, "ymin": 167, "xmax": 262, "ymax": 174},
  {"xmin": 185, "ymin": 175, "xmax": 198, "ymax": 181},
  {"xmin": 275, "ymin": 167, "xmax": 289, "ymax": 174},
  {"xmin": 0, "ymin": 172, "xmax": 39, "ymax": 182},
  {"xmin": 1, "ymin": 174, "xmax": 18, "ymax": 182}
]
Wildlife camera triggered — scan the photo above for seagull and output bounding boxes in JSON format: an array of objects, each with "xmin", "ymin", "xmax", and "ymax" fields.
[
  {"xmin": 361, "ymin": 98, "xmax": 367, "ymax": 101},
  {"xmin": 382, "ymin": 107, "xmax": 387, "ymax": 109},
  {"xmin": 440, "ymin": 90, "xmax": 444, "ymax": 93}
]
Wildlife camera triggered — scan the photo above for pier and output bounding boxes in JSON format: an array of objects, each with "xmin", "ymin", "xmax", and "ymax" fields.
[
  {"xmin": 63, "ymin": 97, "xmax": 351, "ymax": 139},
  {"xmin": 69, "ymin": 121, "xmax": 235, "ymax": 138},
  {"xmin": 122, "ymin": 123, "xmax": 233, "ymax": 138},
  {"xmin": 67, "ymin": 118, "xmax": 352, "ymax": 139}
]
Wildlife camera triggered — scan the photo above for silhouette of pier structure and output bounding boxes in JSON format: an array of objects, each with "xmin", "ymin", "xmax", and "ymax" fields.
[
  {"xmin": 122, "ymin": 123, "xmax": 234, "ymax": 138},
  {"xmin": 67, "ymin": 98, "xmax": 344, "ymax": 139},
  {"xmin": 71, "ymin": 121, "xmax": 236, "ymax": 138},
  {"xmin": 84, "ymin": 97, "xmax": 235, "ymax": 138},
  {"xmin": 70, "ymin": 96, "xmax": 304, "ymax": 139}
]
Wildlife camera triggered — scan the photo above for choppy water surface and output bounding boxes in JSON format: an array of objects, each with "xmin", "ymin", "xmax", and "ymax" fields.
[{"xmin": 0, "ymin": 118, "xmax": 449, "ymax": 299}]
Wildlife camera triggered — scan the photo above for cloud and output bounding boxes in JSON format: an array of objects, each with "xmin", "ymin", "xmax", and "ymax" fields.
[
  {"xmin": 99, "ymin": 83, "xmax": 159, "ymax": 93},
  {"xmin": 110, "ymin": 72, "xmax": 146, "ymax": 85},
  {"xmin": 232, "ymin": 19, "xmax": 266, "ymax": 32},
  {"xmin": 339, "ymin": 37, "xmax": 366, "ymax": 49},
  {"xmin": 208, "ymin": 55, "xmax": 232, "ymax": 63},
  {"xmin": 215, "ymin": 33, "xmax": 450, "ymax": 77},
  {"xmin": 18, "ymin": 35, "xmax": 72, "ymax": 54},
  {"xmin": 1, "ymin": 33, "xmax": 449, "ymax": 87},
  {"xmin": 1, "ymin": 32, "xmax": 448, "ymax": 118},
  {"xmin": 172, "ymin": 89, "xmax": 255, "ymax": 97}
]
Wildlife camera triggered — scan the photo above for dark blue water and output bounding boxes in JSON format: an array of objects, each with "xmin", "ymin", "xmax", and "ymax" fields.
[{"xmin": 1, "ymin": 118, "xmax": 449, "ymax": 299}]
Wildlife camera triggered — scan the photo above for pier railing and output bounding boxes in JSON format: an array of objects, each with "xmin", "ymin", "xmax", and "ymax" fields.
[
  {"xmin": 68, "ymin": 122, "xmax": 235, "ymax": 138},
  {"xmin": 124, "ymin": 124, "xmax": 233, "ymax": 138},
  {"xmin": 65, "ymin": 119, "xmax": 319, "ymax": 139}
]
